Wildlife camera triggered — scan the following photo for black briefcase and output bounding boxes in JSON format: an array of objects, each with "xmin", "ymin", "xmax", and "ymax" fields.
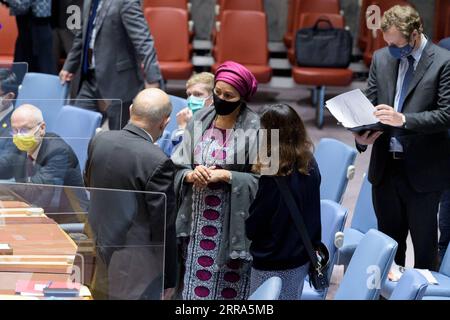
[{"xmin": 295, "ymin": 17, "xmax": 353, "ymax": 68}]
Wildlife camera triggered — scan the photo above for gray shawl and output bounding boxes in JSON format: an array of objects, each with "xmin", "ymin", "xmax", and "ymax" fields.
[{"xmin": 171, "ymin": 104, "xmax": 260, "ymax": 266}]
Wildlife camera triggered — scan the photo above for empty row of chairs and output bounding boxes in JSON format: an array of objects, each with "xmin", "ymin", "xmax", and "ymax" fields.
[{"xmin": 143, "ymin": 3, "xmax": 272, "ymax": 82}]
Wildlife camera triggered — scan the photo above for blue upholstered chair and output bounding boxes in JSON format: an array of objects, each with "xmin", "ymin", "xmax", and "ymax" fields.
[
  {"xmin": 389, "ymin": 269, "xmax": 428, "ymax": 300},
  {"xmin": 314, "ymin": 138, "xmax": 357, "ymax": 203},
  {"xmin": 15, "ymin": 73, "xmax": 68, "ymax": 131},
  {"xmin": 301, "ymin": 200, "xmax": 348, "ymax": 300},
  {"xmin": 248, "ymin": 277, "xmax": 282, "ymax": 300},
  {"xmin": 337, "ymin": 174, "xmax": 378, "ymax": 267},
  {"xmin": 53, "ymin": 106, "xmax": 102, "ymax": 173},
  {"xmin": 382, "ymin": 244, "xmax": 450, "ymax": 299},
  {"xmin": 334, "ymin": 229, "xmax": 397, "ymax": 300}
]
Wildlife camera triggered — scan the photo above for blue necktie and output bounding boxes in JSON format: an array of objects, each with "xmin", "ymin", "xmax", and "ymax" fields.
[
  {"xmin": 82, "ymin": 0, "xmax": 101, "ymax": 74},
  {"xmin": 390, "ymin": 55, "xmax": 415, "ymax": 152},
  {"xmin": 398, "ymin": 55, "xmax": 415, "ymax": 112}
]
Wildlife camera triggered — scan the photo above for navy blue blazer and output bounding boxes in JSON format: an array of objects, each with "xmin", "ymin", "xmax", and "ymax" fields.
[{"xmin": 246, "ymin": 158, "xmax": 322, "ymax": 271}]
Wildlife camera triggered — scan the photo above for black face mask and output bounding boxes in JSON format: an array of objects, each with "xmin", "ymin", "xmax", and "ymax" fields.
[{"xmin": 213, "ymin": 93, "xmax": 241, "ymax": 116}]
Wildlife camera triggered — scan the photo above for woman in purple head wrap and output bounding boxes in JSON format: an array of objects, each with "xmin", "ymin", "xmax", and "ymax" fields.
[{"xmin": 171, "ymin": 61, "xmax": 261, "ymax": 300}]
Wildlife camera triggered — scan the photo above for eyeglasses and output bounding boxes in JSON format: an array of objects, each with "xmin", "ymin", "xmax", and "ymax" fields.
[{"xmin": 10, "ymin": 122, "xmax": 42, "ymax": 136}]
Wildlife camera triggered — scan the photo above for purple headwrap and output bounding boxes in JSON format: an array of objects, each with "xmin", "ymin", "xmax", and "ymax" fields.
[{"xmin": 215, "ymin": 61, "xmax": 258, "ymax": 101}]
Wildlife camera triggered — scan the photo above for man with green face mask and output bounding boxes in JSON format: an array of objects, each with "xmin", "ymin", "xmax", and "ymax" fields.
[
  {"xmin": 0, "ymin": 104, "xmax": 85, "ymax": 221},
  {"xmin": 169, "ymin": 72, "xmax": 214, "ymax": 153}
]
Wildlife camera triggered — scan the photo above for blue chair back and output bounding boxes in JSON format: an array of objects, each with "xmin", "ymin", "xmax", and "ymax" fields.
[
  {"xmin": 53, "ymin": 106, "xmax": 102, "ymax": 172},
  {"xmin": 321, "ymin": 200, "xmax": 348, "ymax": 276},
  {"xmin": 301, "ymin": 199, "xmax": 348, "ymax": 300},
  {"xmin": 389, "ymin": 269, "xmax": 428, "ymax": 300},
  {"xmin": 439, "ymin": 244, "xmax": 450, "ymax": 277},
  {"xmin": 335, "ymin": 229, "xmax": 398, "ymax": 300},
  {"xmin": 248, "ymin": 277, "xmax": 282, "ymax": 300},
  {"xmin": 314, "ymin": 138, "xmax": 357, "ymax": 203},
  {"xmin": 351, "ymin": 174, "xmax": 378, "ymax": 233},
  {"xmin": 15, "ymin": 73, "xmax": 68, "ymax": 131},
  {"xmin": 166, "ymin": 94, "xmax": 187, "ymax": 133}
]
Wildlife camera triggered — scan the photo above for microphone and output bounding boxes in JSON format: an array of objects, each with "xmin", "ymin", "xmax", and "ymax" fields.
[{"xmin": 334, "ymin": 231, "xmax": 344, "ymax": 248}]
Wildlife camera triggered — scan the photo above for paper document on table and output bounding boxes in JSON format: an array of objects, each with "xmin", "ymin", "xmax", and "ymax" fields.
[{"xmin": 325, "ymin": 89, "xmax": 382, "ymax": 131}]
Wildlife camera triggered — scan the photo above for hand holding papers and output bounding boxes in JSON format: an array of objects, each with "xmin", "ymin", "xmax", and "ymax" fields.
[{"xmin": 325, "ymin": 89, "xmax": 387, "ymax": 133}]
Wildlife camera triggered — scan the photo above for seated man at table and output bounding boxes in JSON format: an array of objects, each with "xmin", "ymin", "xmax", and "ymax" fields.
[{"xmin": 0, "ymin": 104, "xmax": 86, "ymax": 221}]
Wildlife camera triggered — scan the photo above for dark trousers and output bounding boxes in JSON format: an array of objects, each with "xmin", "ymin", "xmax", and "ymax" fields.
[
  {"xmin": 439, "ymin": 190, "xmax": 450, "ymax": 264},
  {"xmin": 74, "ymin": 70, "xmax": 131, "ymax": 130},
  {"xmin": 372, "ymin": 156, "xmax": 441, "ymax": 270},
  {"xmin": 14, "ymin": 12, "xmax": 56, "ymax": 74}
]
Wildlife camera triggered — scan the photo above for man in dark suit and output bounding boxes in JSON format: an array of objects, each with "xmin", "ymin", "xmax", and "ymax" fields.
[
  {"xmin": 354, "ymin": 5, "xmax": 450, "ymax": 270},
  {"xmin": 84, "ymin": 88, "xmax": 177, "ymax": 300},
  {"xmin": 0, "ymin": 68, "xmax": 18, "ymax": 151},
  {"xmin": 59, "ymin": 0, "xmax": 163, "ymax": 130},
  {"xmin": 0, "ymin": 104, "xmax": 86, "ymax": 220}
]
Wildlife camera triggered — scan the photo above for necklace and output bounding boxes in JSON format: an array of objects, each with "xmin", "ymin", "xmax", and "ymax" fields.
[{"xmin": 201, "ymin": 118, "xmax": 234, "ymax": 167}]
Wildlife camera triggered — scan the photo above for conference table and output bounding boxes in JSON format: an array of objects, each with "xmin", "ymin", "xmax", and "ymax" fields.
[{"xmin": 0, "ymin": 191, "xmax": 92, "ymax": 300}]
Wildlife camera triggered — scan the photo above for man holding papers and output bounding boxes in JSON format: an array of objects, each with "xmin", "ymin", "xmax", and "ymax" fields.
[{"xmin": 353, "ymin": 5, "xmax": 450, "ymax": 270}]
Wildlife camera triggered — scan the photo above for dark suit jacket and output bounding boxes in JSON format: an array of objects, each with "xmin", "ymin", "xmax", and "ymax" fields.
[
  {"xmin": 84, "ymin": 123, "xmax": 177, "ymax": 298},
  {"xmin": 0, "ymin": 132, "xmax": 86, "ymax": 216},
  {"xmin": 0, "ymin": 109, "xmax": 13, "ymax": 151},
  {"xmin": 246, "ymin": 159, "xmax": 322, "ymax": 271},
  {"xmin": 63, "ymin": 0, "xmax": 162, "ymax": 101},
  {"xmin": 361, "ymin": 40, "xmax": 450, "ymax": 192}
]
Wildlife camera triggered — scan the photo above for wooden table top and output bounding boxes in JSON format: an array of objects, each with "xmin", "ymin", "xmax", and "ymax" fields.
[{"xmin": 0, "ymin": 198, "xmax": 90, "ymax": 299}]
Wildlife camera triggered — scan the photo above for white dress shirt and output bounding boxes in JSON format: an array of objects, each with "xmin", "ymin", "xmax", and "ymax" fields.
[{"xmin": 390, "ymin": 33, "xmax": 428, "ymax": 152}]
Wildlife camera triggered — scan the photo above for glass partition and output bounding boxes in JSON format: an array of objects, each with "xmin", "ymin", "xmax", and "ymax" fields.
[{"xmin": 0, "ymin": 183, "xmax": 168, "ymax": 300}]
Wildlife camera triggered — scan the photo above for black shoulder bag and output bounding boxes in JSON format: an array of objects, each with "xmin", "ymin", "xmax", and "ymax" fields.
[
  {"xmin": 274, "ymin": 178, "xmax": 330, "ymax": 291},
  {"xmin": 295, "ymin": 17, "xmax": 353, "ymax": 68}
]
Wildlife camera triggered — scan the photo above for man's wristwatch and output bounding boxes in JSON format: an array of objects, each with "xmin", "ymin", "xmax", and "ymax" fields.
[{"xmin": 401, "ymin": 114, "xmax": 407, "ymax": 128}]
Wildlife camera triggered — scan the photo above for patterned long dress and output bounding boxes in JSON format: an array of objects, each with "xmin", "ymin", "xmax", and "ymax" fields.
[{"xmin": 182, "ymin": 124, "xmax": 250, "ymax": 300}]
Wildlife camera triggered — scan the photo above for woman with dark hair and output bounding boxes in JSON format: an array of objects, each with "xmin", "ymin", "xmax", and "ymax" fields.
[
  {"xmin": 246, "ymin": 104, "xmax": 322, "ymax": 300},
  {"xmin": 172, "ymin": 61, "xmax": 260, "ymax": 300}
]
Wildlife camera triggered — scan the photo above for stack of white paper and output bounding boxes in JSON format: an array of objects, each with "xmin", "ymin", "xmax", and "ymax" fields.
[{"xmin": 325, "ymin": 89, "xmax": 379, "ymax": 128}]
